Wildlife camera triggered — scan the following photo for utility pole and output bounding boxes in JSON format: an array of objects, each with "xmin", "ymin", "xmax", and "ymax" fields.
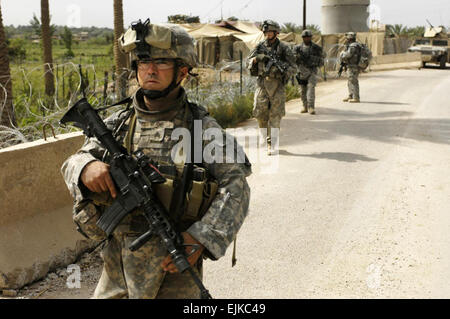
[{"xmin": 303, "ymin": 0, "xmax": 307, "ymax": 30}]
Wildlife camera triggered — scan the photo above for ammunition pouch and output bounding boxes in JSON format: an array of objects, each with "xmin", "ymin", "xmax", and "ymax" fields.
[
  {"xmin": 73, "ymin": 200, "xmax": 108, "ymax": 241},
  {"xmin": 153, "ymin": 165, "xmax": 218, "ymax": 230}
]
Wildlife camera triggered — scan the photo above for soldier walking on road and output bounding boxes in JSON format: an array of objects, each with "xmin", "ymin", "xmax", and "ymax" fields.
[
  {"xmin": 247, "ymin": 20, "xmax": 296, "ymax": 155},
  {"xmin": 294, "ymin": 29, "xmax": 325, "ymax": 115},
  {"xmin": 341, "ymin": 32, "xmax": 362, "ymax": 103},
  {"xmin": 61, "ymin": 20, "xmax": 251, "ymax": 299}
]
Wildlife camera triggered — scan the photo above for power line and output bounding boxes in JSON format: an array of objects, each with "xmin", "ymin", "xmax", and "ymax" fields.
[
  {"xmin": 229, "ymin": 0, "xmax": 255, "ymax": 17},
  {"xmin": 201, "ymin": 0, "xmax": 225, "ymax": 21}
]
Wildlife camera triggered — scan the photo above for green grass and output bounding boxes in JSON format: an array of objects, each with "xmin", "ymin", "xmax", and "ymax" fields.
[
  {"xmin": 207, "ymin": 92, "xmax": 255, "ymax": 128},
  {"xmin": 11, "ymin": 41, "xmax": 113, "ymax": 106}
]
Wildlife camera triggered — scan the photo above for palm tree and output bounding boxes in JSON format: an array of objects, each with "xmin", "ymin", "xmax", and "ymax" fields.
[
  {"xmin": 114, "ymin": 0, "xmax": 128, "ymax": 100},
  {"xmin": 281, "ymin": 22, "xmax": 321, "ymax": 35},
  {"xmin": 305, "ymin": 24, "xmax": 321, "ymax": 35},
  {"xmin": 407, "ymin": 26, "xmax": 425, "ymax": 37},
  {"xmin": 41, "ymin": 0, "xmax": 54, "ymax": 97},
  {"xmin": 0, "ymin": 3, "xmax": 16, "ymax": 128},
  {"xmin": 282, "ymin": 22, "xmax": 302, "ymax": 34},
  {"xmin": 386, "ymin": 24, "xmax": 408, "ymax": 37}
]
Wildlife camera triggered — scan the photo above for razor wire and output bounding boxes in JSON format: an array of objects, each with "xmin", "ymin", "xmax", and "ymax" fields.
[
  {"xmin": 0, "ymin": 61, "xmax": 130, "ymax": 149},
  {"xmin": 0, "ymin": 60, "xmax": 256, "ymax": 149}
]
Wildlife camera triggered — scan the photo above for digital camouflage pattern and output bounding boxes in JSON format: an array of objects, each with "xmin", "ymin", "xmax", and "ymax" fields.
[
  {"xmin": 341, "ymin": 42, "xmax": 362, "ymax": 100},
  {"xmin": 346, "ymin": 66, "xmax": 360, "ymax": 100},
  {"xmin": 341, "ymin": 42, "xmax": 361, "ymax": 67},
  {"xmin": 247, "ymin": 38, "xmax": 296, "ymax": 133},
  {"xmin": 72, "ymin": 200, "xmax": 108, "ymax": 242},
  {"xmin": 93, "ymin": 231, "xmax": 203, "ymax": 298},
  {"xmin": 294, "ymin": 42, "xmax": 324, "ymax": 110},
  {"xmin": 120, "ymin": 22, "xmax": 198, "ymax": 69},
  {"xmin": 261, "ymin": 20, "xmax": 281, "ymax": 33},
  {"xmin": 61, "ymin": 87, "xmax": 251, "ymax": 299}
]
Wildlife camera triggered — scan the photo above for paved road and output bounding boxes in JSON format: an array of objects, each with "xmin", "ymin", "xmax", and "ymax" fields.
[
  {"xmin": 9, "ymin": 67, "xmax": 449, "ymax": 299},
  {"xmin": 204, "ymin": 68, "xmax": 450, "ymax": 298}
]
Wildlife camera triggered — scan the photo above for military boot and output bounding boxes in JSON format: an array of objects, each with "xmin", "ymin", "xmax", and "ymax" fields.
[
  {"xmin": 267, "ymin": 140, "xmax": 272, "ymax": 156},
  {"xmin": 343, "ymin": 96, "xmax": 352, "ymax": 102},
  {"xmin": 267, "ymin": 135, "xmax": 279, "ymax": 156},
  {"xmin": 308, "ymin": 107, "xmax": 316, "ymax": 115},
  {"xmin": 258, "ymin": 128, "xmax": 268, "ymax": 146},
  {"xmin": 301, "ymin": 106, "xmax": 308, "ymax": 113},
  {"xmin": 348, "ymin": 98, "xmax": 360, "ymax": 103}
]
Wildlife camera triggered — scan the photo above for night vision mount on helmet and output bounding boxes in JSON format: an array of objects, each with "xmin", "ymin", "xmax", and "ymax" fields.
[
  {"xmin": 119, "ymin": 19, "xmax": 198, "ymax": 99},
  {"xmin": 261, "ymin": 20, "xmax": 281, "ymax": 33},
  {"xmin": 302, "ymin": 29, "xmax": 313, "ymax": 38}
]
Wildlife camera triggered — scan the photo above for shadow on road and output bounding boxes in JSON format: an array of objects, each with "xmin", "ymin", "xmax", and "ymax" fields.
[
  {"xmin": 278, "ymin": 151, "xmax": 378, "ymax": 163},
  {"xmin": 301, "ymin": 108, "xmax": 414, "ymax": 118},
  {"xmin": 281, "ymin": 117, "xmax": 450, "ymax": 147},
  {"xmin": 360, "ymin": 101, "xmax": 410, "ymax": 106},
  {"xmin": 422, "ymin": 64, "xmax": 449, "ymax": 70}
]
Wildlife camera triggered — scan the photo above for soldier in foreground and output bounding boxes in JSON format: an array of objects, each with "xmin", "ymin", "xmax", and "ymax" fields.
[
  {"xmin": 294, "ymin": 29, "xmax": 324, "ymax": 115},
  {"xmin": 61, "ymin": 20, "xmax": 251, "ymax": 299},
  {"xmin": 247, "ymin": 20, "xmax": 296, "ymax": 155},
  {"xmin": 340, "ymin": 32, "xmax": 361, "ymax": 103}
]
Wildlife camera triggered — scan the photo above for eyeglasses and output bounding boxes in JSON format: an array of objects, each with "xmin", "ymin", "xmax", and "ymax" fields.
[{"xmin": 137, "ymin": 59, "xmax": 175, "ymax": 71}]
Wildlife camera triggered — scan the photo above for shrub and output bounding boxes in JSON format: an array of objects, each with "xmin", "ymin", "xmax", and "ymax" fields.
[
  {"xmin": 8, "ymin": 38, "xmax": 27, "ymax": 62},
  {"xmin": 285, "ymin": 83, "xmax": 300, "ymax": 101}
]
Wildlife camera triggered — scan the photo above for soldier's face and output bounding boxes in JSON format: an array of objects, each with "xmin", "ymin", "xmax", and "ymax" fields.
[
  {"xmin": 303, "ymin": 36, "xmax": 312, "ymax": 44},
  {"xmin": 264, "ymin": 31, "xmax": 277, "ymax": 41},
  {"xmin": 137, "ymin": 59, "xmax": 188, "ymax": 91}
]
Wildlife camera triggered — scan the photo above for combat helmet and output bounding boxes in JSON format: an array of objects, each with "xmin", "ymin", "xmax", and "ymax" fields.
[
  {"xmin": 345, "ymin": 32, "xmax": 357, "ymax": 40},
  {"xmin": 301, "ymin": 29, "xmax": 313, "ymax": 38},
  {"xmin": 261, "ymin": 20, "xmax": 281, "ymax": 33},
  {"xmin": 119, "ymin": 19, "xmax": 198, "ymax": 98}
]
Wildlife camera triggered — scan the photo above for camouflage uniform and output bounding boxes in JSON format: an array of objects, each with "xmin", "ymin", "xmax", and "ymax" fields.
[
  {"xmin": 341, "ymin": 33, "xmax": 361, "ymax": 101},
  {"xmin": 61, "ymin": 22, "xmax": 251, "ymax": 299},
  {"xmin": 248, "ymin": 38, "xmax": 296, "ymax": 147},
  {"xmin": 294, "ymin": 36, "xmax": 324, "ymax": 114}
]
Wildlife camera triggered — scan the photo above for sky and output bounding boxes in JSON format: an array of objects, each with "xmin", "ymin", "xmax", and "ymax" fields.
[{"xmin": 1, "ymin": 0, "xmax": 449, "ymax": 29}]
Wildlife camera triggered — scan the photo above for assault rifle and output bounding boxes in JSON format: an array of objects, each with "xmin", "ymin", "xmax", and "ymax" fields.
[
  {"xmin": 338, "ymin": 61, "xmax": 347, "ymax": 78},
  {"xmin": 60, "ymin": 98, "xmax": 212, "ymax": 299},
  {"xmin": 257, "ymin": 44, "xmax": 289, "ymax": 79}
]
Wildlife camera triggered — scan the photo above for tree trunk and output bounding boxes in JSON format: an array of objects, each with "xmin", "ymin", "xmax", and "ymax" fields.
[
  {"xmin": 113, "ymin": 0, "xmax": 128, "ymax": 100},
  {"xmin": 41, "ymin": 0, "xmax": 54, "ymax": 97},
  {"xmin": 0, "ymin": 3, "xmax": 16, "ymax": 128}
]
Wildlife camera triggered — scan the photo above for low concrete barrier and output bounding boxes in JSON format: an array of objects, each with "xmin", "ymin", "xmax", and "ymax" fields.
[
  {"xmin": 0, "ymin": 131, "xmax": 97, "ymax": 290},
  {"xmin": 370, "ymin": 52, "xmax": 422, "ymax": 71}
]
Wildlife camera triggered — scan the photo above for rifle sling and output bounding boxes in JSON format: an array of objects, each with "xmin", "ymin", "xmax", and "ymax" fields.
[{"xmin": 169, "ymin": 103, "xmax": 197, "ymax": 225}]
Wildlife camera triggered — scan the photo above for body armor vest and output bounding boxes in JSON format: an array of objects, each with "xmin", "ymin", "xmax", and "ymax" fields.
[{"xmin": 124, "ymin": 102, "xmax": 218, "ymax": 233}]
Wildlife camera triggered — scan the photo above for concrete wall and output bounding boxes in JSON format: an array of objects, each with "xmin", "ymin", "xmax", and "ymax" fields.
[
  {"xmin": 0, "ymin": 132, "xmax": 96, "ymax": 290},
  {"xmin": 322, "ymin": 0, "xmax": 370, "ymax": 35},
  {"xmin": 384, "ymin": 37, "xmax": 414, "ymax": 54},
  {"xmin": 370, "ymin": 52, "xmax": 422, "ymax": 71}
]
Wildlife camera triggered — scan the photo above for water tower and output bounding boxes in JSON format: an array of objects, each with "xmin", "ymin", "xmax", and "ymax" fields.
[{"xmin": 321, "ymin": 0, "xmax": 370, "ymax": 35}]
